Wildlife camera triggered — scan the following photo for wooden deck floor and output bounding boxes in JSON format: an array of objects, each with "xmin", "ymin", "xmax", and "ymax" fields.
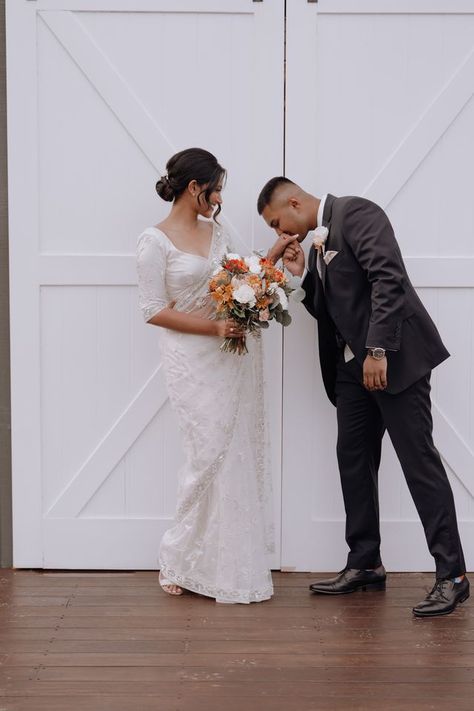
[{"xmin": 0, "ymin": 570, "xmax": 473, "ymax": 711}]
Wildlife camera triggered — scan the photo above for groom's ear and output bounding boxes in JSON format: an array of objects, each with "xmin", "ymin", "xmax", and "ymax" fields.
[{"xmin": 289, "ymin": 197, "xmax": 301, "ymax": 210}]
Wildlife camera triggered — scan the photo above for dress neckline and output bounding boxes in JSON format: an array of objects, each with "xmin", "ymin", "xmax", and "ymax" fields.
[{"xmin": 151, "ymin": 221, "xmax": 216, "ymax": 262}]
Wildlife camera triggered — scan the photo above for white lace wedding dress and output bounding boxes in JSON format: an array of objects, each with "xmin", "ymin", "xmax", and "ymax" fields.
[{"xmin": 136, "ymin": 221, "xmax": 274, "ymax": 603}]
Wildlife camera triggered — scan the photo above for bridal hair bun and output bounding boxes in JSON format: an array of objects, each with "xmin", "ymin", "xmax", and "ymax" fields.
[
  {"xmin": 155, "ymin": 148, "xmax": 226, "ymax": 220},
  {"xmin": 155, "ymin": 175, "xmax": 175, "ymax": 202}
]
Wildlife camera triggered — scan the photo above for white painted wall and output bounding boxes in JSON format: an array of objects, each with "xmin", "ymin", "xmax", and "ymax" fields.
[{"xmin": 7, "ymin": 0, "xmax": 474, "ymax": 571}]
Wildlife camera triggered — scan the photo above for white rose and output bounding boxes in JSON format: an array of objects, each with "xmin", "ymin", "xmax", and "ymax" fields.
[
  {"xmin": 313, "ymin": 226, "xmax": 329, "ymax": 250},
  {"xmin": 233, "ymin": 283, "xmax": 256, "ymax": 307},
  {"xmin": 268, "ymin": 281, "xmax": 279, "ymax": 294},
  {"xmin": 244, "ymin": 255, "xmax": 262, "ymax": 275},
  {"xmin": 226, "ymin": 253, "xmax": 241, "ymax": 261},
  {"xmin": 275, "ymin": 286, "xmax": 289, "ymax": 310}
]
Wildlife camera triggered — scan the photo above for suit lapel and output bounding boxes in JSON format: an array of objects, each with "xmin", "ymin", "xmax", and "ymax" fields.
[
  {"xmin": 307, "ymin": 244, "xmax": 324, "ymax": 310},
  {"xmin": 320, "ymin": 194, "xmax": 335, "ymax": 291},
  {"xmin": 308, "ymin": 244, "xmax": 317, "ymax": 273},
  {"xmin": 322, "ymin": 193, "xmax": 335, "ymax": 228}
]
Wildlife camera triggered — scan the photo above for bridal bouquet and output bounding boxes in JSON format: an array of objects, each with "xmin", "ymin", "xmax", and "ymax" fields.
[{"xmin": 209, "ymin": 252, "xmax": 294, "ymax": 354}]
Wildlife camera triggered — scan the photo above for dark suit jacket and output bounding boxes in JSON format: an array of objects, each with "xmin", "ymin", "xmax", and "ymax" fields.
[{"xmin": 302, "ymin": 194, "xmax": 449, "ymax": 406}]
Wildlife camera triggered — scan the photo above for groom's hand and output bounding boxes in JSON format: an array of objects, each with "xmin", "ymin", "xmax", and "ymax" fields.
[
  {"xmin": 267, "ymin": 232, "xmax": 299, "ymax": 265},
  {"xmin": 363, "ymin": 356, "xmax": 388, "ymax": 391},
  {"xmin": 283, "ymin": 242, "xmax": 305, "ymax": 277}
]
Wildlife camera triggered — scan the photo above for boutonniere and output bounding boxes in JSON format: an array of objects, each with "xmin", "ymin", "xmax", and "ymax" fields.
[{"xmin": 312, "ymin": 226, "xmax": 329, "ymax": 254}]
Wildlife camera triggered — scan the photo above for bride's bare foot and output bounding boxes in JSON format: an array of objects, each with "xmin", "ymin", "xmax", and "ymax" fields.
[
  {"xmin": 162, "ymin": 582, "xmax": 183, "ymax": 596},
  {"xmin": 159, "ymin": 571, "xmax": 183, "ymax": 596}
]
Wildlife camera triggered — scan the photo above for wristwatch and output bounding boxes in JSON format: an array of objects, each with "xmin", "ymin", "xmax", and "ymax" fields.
[{"xmin": 367, "ymin": 347, "xmax": 386, "ymax": 360}]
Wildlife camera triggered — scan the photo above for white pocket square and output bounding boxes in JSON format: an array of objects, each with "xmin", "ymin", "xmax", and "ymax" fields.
[{"xmin": 323, "ymin": 250, "xmax": 339, "ymax": 265}]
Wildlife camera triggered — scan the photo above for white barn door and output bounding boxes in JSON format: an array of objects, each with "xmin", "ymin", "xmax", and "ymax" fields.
[
  {"xmin": 282, "ymin": 0, "xmax": 474, "ymax": 571},
  {"xmin": 7, "ymin": 0, "xmax": 284, "ymax": 568}
]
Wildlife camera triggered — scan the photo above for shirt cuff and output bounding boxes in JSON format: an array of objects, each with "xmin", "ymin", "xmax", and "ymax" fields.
[
  {"xmin": 287, "ymin": 268, "xmax": 307, "ymax": 287},
  {"xmin": 287, "ymin": 270, "xmax": 307, "ymax": 302}
]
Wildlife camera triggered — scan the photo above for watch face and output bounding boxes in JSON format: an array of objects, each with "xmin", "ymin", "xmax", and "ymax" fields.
[{"xmin": 372, "ymin": 348, "xmax": 385, "ymax": 359}]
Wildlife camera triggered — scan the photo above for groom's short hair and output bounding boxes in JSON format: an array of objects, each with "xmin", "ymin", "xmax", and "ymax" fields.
[{"xmin": 257, "ymin": 176, "xmax": 294, "ymax": 214}]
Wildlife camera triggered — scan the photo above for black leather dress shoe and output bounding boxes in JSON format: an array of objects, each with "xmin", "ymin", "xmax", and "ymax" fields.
[
  {"xmin": 309, "ymin": 566, "xmax": 386, "ymax": 595},
  {"xmin": 412, "ymin": 576, "xmax": 470, "ymax": 617}
]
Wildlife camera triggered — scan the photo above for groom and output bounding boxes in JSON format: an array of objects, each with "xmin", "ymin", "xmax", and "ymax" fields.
[{"xmin": 259, "ymin": 177, "xmax": 469, "ymax": 618}]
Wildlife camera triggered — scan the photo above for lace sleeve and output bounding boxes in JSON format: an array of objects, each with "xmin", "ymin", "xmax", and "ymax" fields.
[{"xmin": 136, "ymin": 231, "xmax": 170, "ymax": 322}]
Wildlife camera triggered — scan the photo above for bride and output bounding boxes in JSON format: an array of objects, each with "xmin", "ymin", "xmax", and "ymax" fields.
[{"xmin": 136, "ymin": 148, "xmax": 274, "ymax": 604}]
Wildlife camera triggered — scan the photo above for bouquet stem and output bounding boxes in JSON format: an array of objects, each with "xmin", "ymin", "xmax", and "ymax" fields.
[{"xmin": 220, "ymin": 336, "xmax": 248, "ymax": 355}]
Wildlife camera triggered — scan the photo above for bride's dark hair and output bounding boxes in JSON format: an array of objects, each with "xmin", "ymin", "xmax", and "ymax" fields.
[{"xmin": 156, "ymin": 148, "xmax": 226, "ymax": 222}]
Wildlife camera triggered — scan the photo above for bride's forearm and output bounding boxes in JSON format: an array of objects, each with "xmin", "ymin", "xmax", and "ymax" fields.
[{"xmin": 147, "ymin": 307, "xmax": 218, "ymax": 336}]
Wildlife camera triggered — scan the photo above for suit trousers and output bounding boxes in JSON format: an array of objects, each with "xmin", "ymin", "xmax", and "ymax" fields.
[{"xmin": 334, "ymin": 355, "xmax": 465, "ymax": 579}]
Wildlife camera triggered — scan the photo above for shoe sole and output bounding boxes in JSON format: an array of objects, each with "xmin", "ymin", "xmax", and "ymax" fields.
[
  {"xmin": 412, "ymin": 591, "xmax": 470, "ymax": 617},
  {"xmin": 309, "ymin": 581, "xmax": 386, "ymax": 595}
]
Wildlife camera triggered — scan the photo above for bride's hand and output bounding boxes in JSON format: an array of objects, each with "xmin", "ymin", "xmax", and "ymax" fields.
[{"xmin": 215, "ymin": 319, "xmax": 246, "ymax": 338}]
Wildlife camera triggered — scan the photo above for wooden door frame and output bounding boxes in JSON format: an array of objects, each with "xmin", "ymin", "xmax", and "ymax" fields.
[{"xmin": 0, "ymin": 0, "xmax": 12, "ymax": 568}]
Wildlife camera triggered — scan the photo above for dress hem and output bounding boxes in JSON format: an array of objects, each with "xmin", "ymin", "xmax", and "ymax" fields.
[{"xmin": 159, "ymin": 564, "xmax": 273, "ymax": 604}]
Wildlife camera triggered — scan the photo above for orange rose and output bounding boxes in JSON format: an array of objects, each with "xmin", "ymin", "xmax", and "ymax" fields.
[{"xmin": 224, "ymin": 259, "xmax": 249, "ymax": 273}]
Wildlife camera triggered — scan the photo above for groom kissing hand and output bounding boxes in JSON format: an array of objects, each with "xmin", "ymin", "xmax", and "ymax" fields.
[{"xmin": 258, "ymin": 177, "xmax": 469, "ymax": 618}]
